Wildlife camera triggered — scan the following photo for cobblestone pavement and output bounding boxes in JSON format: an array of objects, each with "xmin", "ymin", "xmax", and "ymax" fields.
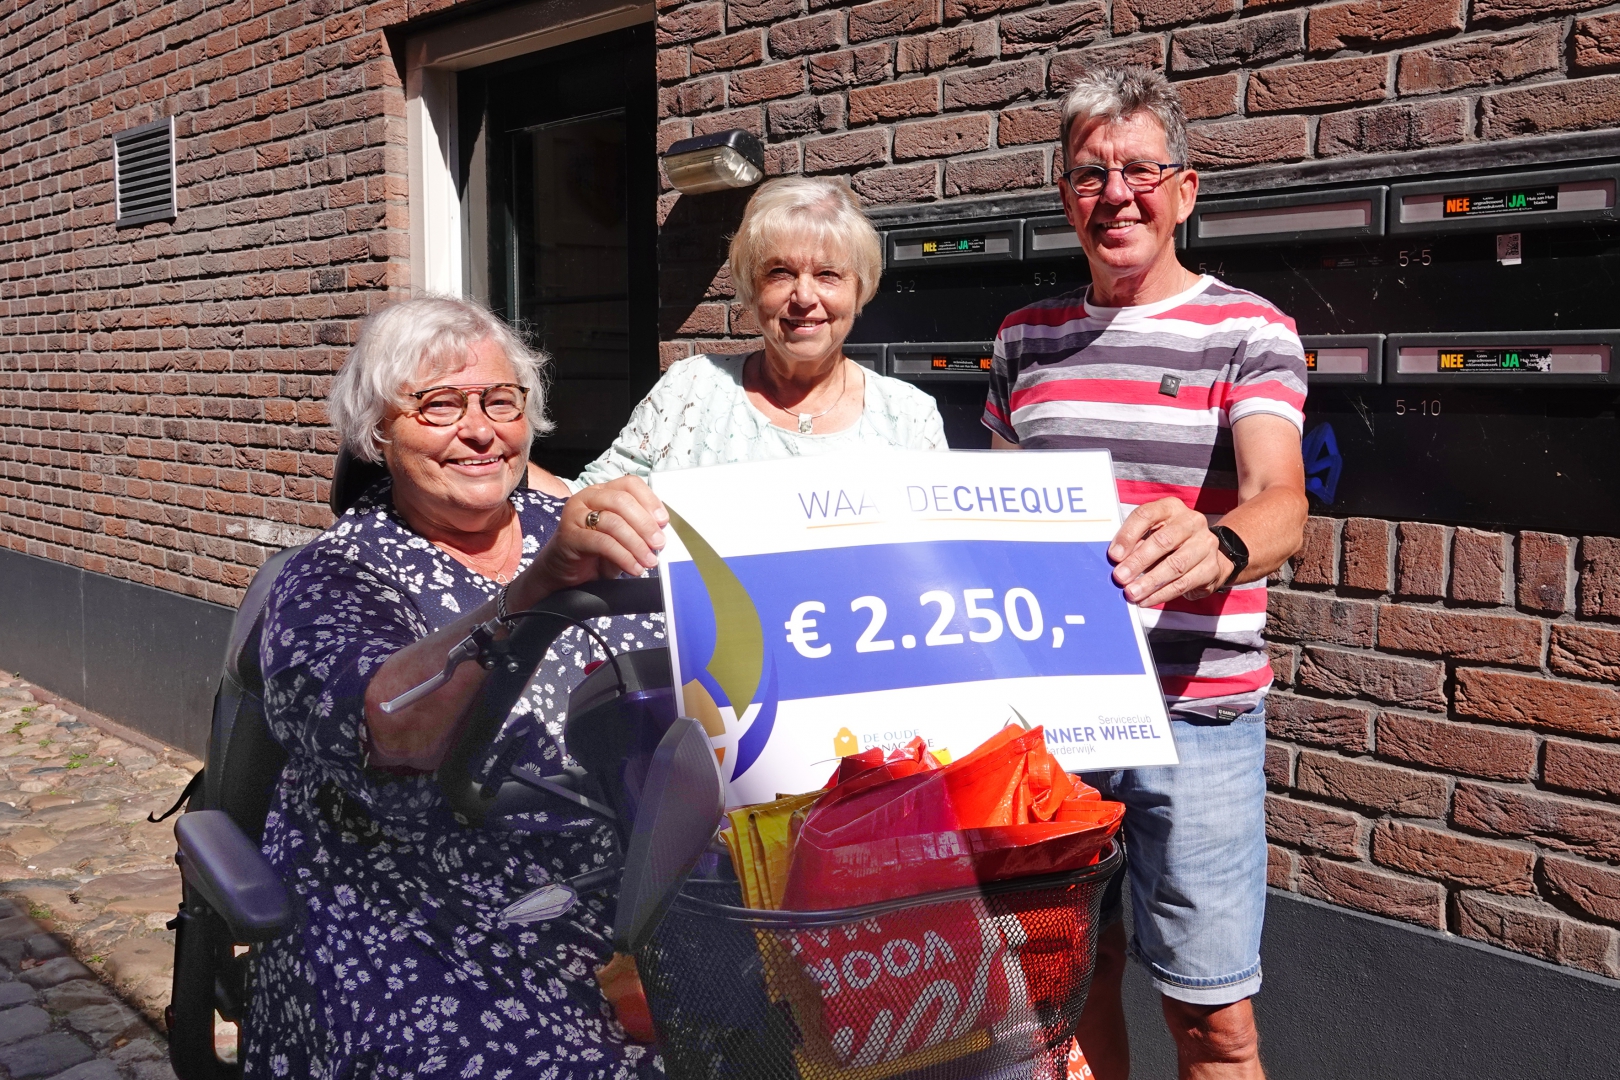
[{"xmin": 0, "ymin": 671, "xmax": 200, "ymax": 1080}]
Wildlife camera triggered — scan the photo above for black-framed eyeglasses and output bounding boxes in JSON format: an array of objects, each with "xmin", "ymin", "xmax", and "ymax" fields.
[
  {"xmin": 1061, "ymin": 161, "xmax": 1185, "ymax": 198},
  {"xmin": 407, "ymin": 383, "xmax": 530, "ymax": 426}
]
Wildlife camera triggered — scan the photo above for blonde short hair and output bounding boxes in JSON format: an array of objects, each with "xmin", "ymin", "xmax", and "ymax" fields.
[
  {"xmin": 328, "ymin": 296, "xmax": 554, "ymax": 463},
  {"xmin": 1059, "ymin": 64, "xmax": 1189, "ymax": 166},
  {"xmin": 728, "ymin": 177, "xmax": 883, "ymax": 311}
]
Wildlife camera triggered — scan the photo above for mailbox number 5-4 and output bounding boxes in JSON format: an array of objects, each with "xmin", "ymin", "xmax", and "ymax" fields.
[{"xmin": 1398, "ymin": 248, "xmax": 1433, "ymax": 267}]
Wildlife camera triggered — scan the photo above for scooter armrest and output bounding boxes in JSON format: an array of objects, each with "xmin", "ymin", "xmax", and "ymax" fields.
[{"xmin": 174, "ymin": 810, "xmax": 292, "ymax": 943}]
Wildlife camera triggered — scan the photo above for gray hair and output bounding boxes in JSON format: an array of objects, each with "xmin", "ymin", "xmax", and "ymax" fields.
[
  {"xmin": 1058, "ymin": 65, "xmax": 1190, "ymax": 166},
  {"xmin": 328, "ymin": 296, "xmax": 554, "ymax": 463},
  {"xmin": 728, "ymin": 176, "xmax": 884, "ymax": 311}
]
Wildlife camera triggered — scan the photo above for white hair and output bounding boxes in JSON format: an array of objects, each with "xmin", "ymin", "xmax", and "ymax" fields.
[
  {"xmin": 328, "ymin": 296, "xmax": 554, "ymax": 463},
  {"xmin": 728, "ymin": 176, "xmax": 883, "ymax": 311},
  {"xmin": 1059, "ymin": 64, "xmax": 1190, "ymax": 166}
]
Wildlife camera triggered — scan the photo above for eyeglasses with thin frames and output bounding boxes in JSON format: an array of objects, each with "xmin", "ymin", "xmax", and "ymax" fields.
[
  {"xmin": 1060, "ymin": 161, "xmax": 1185, "ymax": 199},
  {"xmin": 407, "ymin": 384, "xmax": 530, "ymax": 426}
]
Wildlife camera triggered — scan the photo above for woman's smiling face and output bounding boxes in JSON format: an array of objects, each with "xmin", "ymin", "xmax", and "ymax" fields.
[
  {"xmin": 382, "ymin": 337, "xmax": 531, "ymax": 523},
  {"xmin": 753, "ymin": 244, "xmax": 861, "ymax": 369}
]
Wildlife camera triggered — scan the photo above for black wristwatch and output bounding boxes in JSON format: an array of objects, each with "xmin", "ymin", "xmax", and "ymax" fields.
[{"xmin": 1209, "ymin": 525, "xmax": 1250, "ymax": 590}]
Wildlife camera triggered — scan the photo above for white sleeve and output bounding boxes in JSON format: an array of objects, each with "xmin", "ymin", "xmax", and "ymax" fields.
[
  {"xmin": 567, "ymin": 357, "xmax": 705, "ymax": 491},
  {"xmin": 919, "ymin": 401, "xmax": 949, "ymax": 450},
  {"xmin": 567, "ymin": 394, "xmax": 661, "ymax": 492},
  {"xmin": 891, "ymin": 376, "xmax": 950, "ymax": 451}
]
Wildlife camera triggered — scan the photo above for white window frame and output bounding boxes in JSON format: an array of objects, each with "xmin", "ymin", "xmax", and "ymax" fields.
[{"xmin": 405, "ymin": 0, "xmax": 655, "ymax": 297}]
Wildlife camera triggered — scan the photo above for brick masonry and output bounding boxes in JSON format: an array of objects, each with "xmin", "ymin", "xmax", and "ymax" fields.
[
  {"xmin": 0, "ymin": 0, "xmax": 423, "ymax": 606},
  {"xmin": 1, "ymin": 0, "xmax": 1619, "ymax": 988},
  {"xmin": 1266, "ymin": 519, "xmax": 1620, "ymax": 977}
]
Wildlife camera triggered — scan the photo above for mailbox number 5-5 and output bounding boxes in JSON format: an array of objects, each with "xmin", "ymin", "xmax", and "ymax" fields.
[{"xmin": 1399, "ymin": 248, "xmax": 1433, "ymax": 267}]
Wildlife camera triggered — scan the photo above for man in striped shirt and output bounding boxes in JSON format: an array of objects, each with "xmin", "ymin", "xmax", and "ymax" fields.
[{"xmin": 985, "ymin": 67, "xmax": 1308, "ymax": 1080}]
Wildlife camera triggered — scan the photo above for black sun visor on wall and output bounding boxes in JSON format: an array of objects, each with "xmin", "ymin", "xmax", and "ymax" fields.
[{"xmin": 113, "ymin": 116, "xmax": 177, "ymax": 227}]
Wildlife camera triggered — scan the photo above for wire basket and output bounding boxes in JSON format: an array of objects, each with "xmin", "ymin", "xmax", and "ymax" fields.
[{"xmin": 637, "ymin": 840, "xmax": 1122, "ymax": 1080}]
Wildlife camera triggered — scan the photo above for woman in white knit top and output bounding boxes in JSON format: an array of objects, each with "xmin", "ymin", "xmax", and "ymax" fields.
[{"xmin": 564, "ymin": 176, "xmax": 947, "ymax": 491}]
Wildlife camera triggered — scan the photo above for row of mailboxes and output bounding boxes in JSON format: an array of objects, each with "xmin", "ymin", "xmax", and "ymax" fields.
[
  {"xmin": 848, "ymin": 333, "xmax": 1619, "ymax": 386},
  {"xmin": 881, "ymin": 163, "xmax": 1620, "ymax": 266},
  {"xmin": 850, "ymin": 159, "xmax": 1620, "ymax": 536}
]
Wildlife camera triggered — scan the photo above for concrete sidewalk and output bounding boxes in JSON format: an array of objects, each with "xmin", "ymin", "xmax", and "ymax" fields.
[{"xmin": 0, "ymin": 670, "xmax": 201, "ymax": 1080}]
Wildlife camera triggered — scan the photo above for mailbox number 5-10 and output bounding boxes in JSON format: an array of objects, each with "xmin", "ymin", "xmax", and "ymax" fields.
[{"xmin": 1395, "ymin": 398, "xmax": 1441, "ymax": 416}]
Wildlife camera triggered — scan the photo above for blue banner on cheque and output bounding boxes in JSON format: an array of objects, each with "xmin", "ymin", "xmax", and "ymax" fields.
[{"xmin": 651, "ymin": 450, "xmax": 1177, "ymax": 806}]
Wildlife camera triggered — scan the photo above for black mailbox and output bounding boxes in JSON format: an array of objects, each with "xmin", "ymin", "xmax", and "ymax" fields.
[
  {"xmin": 1302, "ymin": 335, "xmax": 1382, "ymax": 385},
  {"xmin": 1023, "ymin": 214, "xmax": 1084, "ymax": 261},
  {"xmin": 1187, "ymin": 186, "xmax": 1386, "ymax": 249},
  {"xmin": 886, "ymin": 220, "xmax": 1022, "ymax": 267},
  {"xmin": 843, "ymin": 343, "xmax": 885, "ymax": 372},
  {"xmin": 887, "ymin": 342, "xmax": 996, "ymax": 381},
  {"xmin": 1389, "ymin": 164, "xmax": 1620, "ymax": 236},
  {"xmin": 1385, "ymin": 330, "xmax": 1616, "ymax": 385}
]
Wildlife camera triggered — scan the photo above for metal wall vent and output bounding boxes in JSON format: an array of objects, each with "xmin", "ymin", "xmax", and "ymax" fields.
[{"xmin": 113, "ymin": 117, "xmax": 176, "ymax": 227}]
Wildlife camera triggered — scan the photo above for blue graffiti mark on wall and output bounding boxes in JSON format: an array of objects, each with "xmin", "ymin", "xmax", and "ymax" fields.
[{"xmin": 1302, "ymin": 422, "xmax": 1343, "ymax": 505}]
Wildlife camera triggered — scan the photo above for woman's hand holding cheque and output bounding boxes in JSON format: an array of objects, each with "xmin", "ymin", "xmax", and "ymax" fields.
[{"xmin": 508, "ymin": 477, "xmax": 669, "ymax": 611}]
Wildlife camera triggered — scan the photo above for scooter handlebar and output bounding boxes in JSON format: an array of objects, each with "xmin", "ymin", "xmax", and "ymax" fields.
[{"xmin": 436, "ymin": 576, "xmax": 665, "ymax": 825}]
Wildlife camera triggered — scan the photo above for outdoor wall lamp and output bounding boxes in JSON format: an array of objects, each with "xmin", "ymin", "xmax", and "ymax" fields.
[{"xmin": 662, "ymin": 129, "xmax": 765, "ymax": 194}]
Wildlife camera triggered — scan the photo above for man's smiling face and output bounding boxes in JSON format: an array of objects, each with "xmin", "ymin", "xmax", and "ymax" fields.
[{"xmin": 1060, "ymin": 112, "xmax": 1198, "ymax": 291}]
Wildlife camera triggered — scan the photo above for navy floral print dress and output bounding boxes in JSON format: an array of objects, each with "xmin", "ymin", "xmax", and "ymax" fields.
[{"xmin": 248, "ymin": 480, "xmax": 665, "ymax": 1080}]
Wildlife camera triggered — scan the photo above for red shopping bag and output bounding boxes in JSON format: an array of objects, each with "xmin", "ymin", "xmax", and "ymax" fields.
[
  {"xmin": 783, "ymin": 726, "xmax": 1123, "ymax": 911},
  {"xmin": 780, "ymin": 896, "xmax": 1033, "ymax": 1070},
  {"xmin": 776, "ymin": 898, "xmax": 1101, "ymax": 1075},
  {"xmin": 823, "ymin": 736, "xmax": 943, "ymax": 790}
]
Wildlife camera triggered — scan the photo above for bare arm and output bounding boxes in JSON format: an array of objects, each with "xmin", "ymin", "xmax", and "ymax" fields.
[
  {"xmin": 525, "ymin": 460, "xmax": 573, "ymax": 499},
  {"xmin": 990, "ymin": 433, "xmax": 1019, "ymax": 450},
  {"xmin": 362, "ymin": 476, "xmax": 668, "ymax": 769},
  {"xmin": 1108, "ymin": 413, "xmax": 1307, "ymax": 607}
]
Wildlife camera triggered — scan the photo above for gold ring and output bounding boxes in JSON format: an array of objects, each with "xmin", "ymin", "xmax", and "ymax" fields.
[{"xmin": 584, "ymin": 510, "xmax": 602, "ymax": 529}]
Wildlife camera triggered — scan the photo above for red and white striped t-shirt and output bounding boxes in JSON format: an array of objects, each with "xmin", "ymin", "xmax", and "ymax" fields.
[{"xmin": 983, "ymin": 275, "xmax": 1308, "ymax": 719}]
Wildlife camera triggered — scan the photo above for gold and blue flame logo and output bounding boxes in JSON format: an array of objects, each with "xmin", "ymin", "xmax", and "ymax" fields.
[{"xmin": 665, "ymin": 506, "xmax": 778, "ymax": 782}]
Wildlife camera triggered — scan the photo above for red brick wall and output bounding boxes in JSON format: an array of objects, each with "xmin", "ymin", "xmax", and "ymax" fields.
[
  {"xmin": 0, "ymin": 0, "xmax": 461, "ymax": 606},
  {"xmin": 1266, "ymin": 518, "xmax": 1620, "ymax": 976},
  {"xmin": 6, "ymin": 0, "xmax": 1615, "ymax": 600},
  {"xmin": 658, "ymin": 0, "xmax": 1620, "ymax": 188},
  {"xmin": 3, "ymin": 0, "xmax": 1618, "ymax": 981}
]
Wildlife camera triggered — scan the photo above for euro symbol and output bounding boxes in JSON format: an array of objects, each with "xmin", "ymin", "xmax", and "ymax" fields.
[{"xmin": 785, "ymin": 601, "xmax": 832, "ymax": 658}]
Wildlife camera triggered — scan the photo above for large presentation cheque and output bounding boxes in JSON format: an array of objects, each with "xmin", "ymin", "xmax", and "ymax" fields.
[{"xmin": 651, "ymin": 449, "xmax": 1176, "ymax": 806}]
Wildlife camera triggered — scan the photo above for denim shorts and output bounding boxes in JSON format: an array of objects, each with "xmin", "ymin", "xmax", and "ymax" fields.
[{"xmin": 1082, "ymin": 701, "xmax": 1269, "ymax": 1006}]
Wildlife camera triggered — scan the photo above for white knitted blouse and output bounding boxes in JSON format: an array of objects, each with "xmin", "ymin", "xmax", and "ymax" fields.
[{"xmin": 568, "ymin": 352, "xmax": 949, "ymax": 490}]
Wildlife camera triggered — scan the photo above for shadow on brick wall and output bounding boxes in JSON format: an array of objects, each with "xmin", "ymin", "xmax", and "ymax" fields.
[{"xmin": 658, "ymin": 188, "xmax": 753, "ymax": 343}]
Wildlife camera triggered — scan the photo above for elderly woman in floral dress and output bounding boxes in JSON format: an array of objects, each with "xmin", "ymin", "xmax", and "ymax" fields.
[{"xmin": 247, "ymin": 297, "xmax": 668, "ymax": 1079}]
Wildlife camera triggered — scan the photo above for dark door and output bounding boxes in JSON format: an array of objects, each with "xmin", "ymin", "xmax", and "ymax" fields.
[{"xmin": 463, "ymin": 24, "xmax": 658, "ymax": 479}]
